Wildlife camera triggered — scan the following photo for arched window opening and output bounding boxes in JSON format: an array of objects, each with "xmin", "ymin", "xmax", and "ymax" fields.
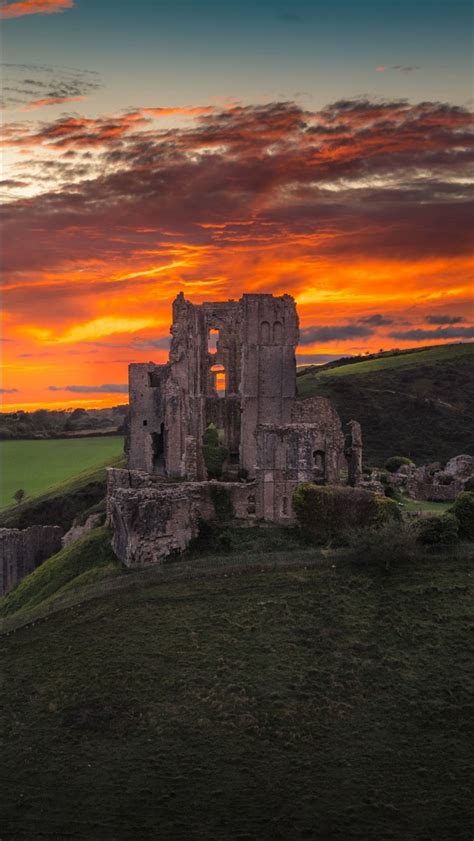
[
  {"xmin": 208, "ymin": 328, "xmax": 219, "ymax": 353},
  {"xmin": 210, "ymin": 364, "xmax": 226, "ymax": 398},
  {"xmin": 313, "ymin": 449, "xmax": 325, "ymax": 478},
  {"xmin": 260, "ymin": 321, "xmax": 270, "ymax": 343},
  {"xmin": 273, "ymin": 320, "xmax": 283, "ymax": 344},
  {"xmin": 282, "ymin": 496, "xmax": 289, "ymax": 516},
  {"xmin": 247, "ymin": 494, "xmax": 256, "ymax": 515}
]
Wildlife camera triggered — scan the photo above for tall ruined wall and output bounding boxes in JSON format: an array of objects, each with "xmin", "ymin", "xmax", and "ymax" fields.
[
  {"xmin": 128, "ymin": 362, "xmax": 169, "ymax": 473},
  {"xmin": 0, "ymin": 525, "xmax": 63, "ymax": 596},
  {"xmin": 240, "ymin": 294, "xmax": 299, "ymax": 477}
]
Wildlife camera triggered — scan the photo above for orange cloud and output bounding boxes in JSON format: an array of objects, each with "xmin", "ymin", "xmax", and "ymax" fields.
[
  {"xmin": 0, "ymin": 0, "xmax": 73, "ymax": 18},
  {"xmin": 1, "ymin": 97, "xmax": 473, "ymax": 408},
  {"xmin": 22, "ymin": 95, "xmax": 87, "ymax": 110}
]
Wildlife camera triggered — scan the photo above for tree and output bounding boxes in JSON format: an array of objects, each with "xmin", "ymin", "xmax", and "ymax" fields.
[{"xmin": 13, "ymin": 488, "xmax": 25, "ymax": 505}]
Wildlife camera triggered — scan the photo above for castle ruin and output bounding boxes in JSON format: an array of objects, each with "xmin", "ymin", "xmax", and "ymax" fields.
[{"xmin": 107, "ymin": 293, "xmax": 362, "ymax": 566}]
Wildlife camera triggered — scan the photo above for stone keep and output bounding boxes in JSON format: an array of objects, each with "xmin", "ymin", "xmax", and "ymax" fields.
[{"xmin": 109, "ymin": 291, "xmax": 362, "ymax": 566}]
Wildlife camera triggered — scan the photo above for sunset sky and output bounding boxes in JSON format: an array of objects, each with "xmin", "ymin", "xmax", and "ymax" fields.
[{"xmin": 1, "ymin": 0, "xmax": 473, "ymax": 410}]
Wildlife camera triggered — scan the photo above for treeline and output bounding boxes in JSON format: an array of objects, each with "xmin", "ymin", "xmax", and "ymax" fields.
[{"xmin": 0, "ymin": 406, "xmax": 128, "ymax": 440}]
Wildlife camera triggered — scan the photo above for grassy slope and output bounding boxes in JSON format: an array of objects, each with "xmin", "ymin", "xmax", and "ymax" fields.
[
  {"xmin": 0, "ymin": 528, "xmax": 122, "ymax": 619},
  {"xmin": 297, "ymin": 343, "xmax": 474, "ymax": 467},
  {"xmin": 1, "ymin": 541, "xmax": 472, "ymax": 841},
  {"xmin": 0, "ymin": 436, "xmax": 124, "ymax": 509},
  {"xmin": 0, "ymin": 454, "xmax": 125, "ymax": 531}
]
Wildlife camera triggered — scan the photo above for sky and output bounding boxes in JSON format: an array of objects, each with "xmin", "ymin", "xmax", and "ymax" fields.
[{"xmin": 1, "ymin": 0, "xmax": 473, "ymax": 410}]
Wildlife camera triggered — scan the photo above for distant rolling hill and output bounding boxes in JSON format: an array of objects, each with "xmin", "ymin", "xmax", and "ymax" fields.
[{"xmin": 297, "ymin": 343, "xmax": 474, "ymax": 467}]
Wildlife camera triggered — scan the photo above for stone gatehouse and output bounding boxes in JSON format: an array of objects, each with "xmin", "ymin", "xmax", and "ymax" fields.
[{"xmin": 107, "ymin": 292, "xmax": 362, "ymax": 566}]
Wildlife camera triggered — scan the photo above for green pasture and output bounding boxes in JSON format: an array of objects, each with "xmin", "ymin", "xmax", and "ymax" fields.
[
  {"xmin": 0, "ymin": 437, "xmax": 124, "ymax": 509},
  {"xmin": 301, "ymin": 342, "xmax": 474, "ymax": 381}
]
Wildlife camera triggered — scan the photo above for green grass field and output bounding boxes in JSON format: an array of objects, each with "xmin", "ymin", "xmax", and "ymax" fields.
[
  {"xmin": 1, "ymin": 528, "xmax": 472, "ymax": 841},
  {"xmin": 301, "ymin": 342, "xmax": 474, "ymax": 381},
  {"xmin": 0, "ymin": 436, "xmax": 124, "ymax": 509}
]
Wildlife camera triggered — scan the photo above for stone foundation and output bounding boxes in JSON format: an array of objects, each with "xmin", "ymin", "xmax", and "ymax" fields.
[{"xmin": 107, "ymin": 468, "xmax": 257, "ymax": 567}]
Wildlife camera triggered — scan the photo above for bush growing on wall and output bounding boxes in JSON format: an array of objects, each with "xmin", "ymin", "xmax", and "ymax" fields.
[
  {"xmin": 202, "ymin": 424, "xmax": 229, "ymax": 479},
  {"xmin": 292, "ymin": 484, "xmax": 398, "ymax": 544},
  {"xmin": 452, "ymin": 491, "xmax": 474, "ymax": 540},
  {"xmin": 384, "ymin": 456, "xmax": 414, "ymax": 473},
  {"xmin": 210, "ymin": 485, "xmax": 234, "ymax": 522}
]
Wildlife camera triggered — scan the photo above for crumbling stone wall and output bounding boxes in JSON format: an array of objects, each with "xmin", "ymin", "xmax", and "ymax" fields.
[
  {"xmin": 385, "ymin": 453, "xmax": 474, "ymax": 501},
  {"xmin": 0, "ymin": 525, "xmax": 63, "ymax": 596},
  {"xmin": 107, "ymin": 467, "xmax": 257, "ymax": 566}
]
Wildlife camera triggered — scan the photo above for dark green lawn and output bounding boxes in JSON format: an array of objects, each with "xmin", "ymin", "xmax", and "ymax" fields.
[{"xmin": 1, "ymin": 544, "xmax": 472, "ymax": 841}]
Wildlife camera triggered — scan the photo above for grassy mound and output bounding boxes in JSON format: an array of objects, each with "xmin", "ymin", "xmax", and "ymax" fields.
[
  {"xmin": 0, "ymin": 455, "xmax": 125, "ymax": 531},
  {"xmin": 0, "ymin": 436, "xmax": 124, "ymax": 509},
  {"xmin": 0, "ymin": 547, "xmax": 471, "ymax": 841},
  {"xmin": 0, "ymin": 528, "xmax": 122, "ymax": 618},
  {"xmin": 297, "ymin": 343, "xmax": 474, "ymax": 466}
]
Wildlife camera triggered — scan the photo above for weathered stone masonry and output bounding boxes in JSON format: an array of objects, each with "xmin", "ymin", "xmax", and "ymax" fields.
[
  {"xmin": 108, "ymin": 292, "xmax": 363, "ymax": 566},
  {"xmin": 0, "ymin": 525, "xmax": 63, "ymax": 596}
]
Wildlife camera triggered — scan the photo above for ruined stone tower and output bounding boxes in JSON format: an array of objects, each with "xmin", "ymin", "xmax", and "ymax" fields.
[
  {"xmin": 108, "ymin": 292, "xmax": 363, "ymax": 567},
  {"xmin": 128, "ymin": 292, "xmax": 298, "ymax": 481}
]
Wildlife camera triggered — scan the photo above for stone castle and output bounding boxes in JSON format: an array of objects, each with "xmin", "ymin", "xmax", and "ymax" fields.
[{"xmin": 107, "ymin": 293, "xmax": 362, "ymax": 566}]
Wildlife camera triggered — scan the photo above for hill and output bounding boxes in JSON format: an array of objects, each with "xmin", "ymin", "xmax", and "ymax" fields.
[
  {"xmin": 0, "ymin": 405, "xmax": 127, "ymax": 440},
  {"xmin": 0, "ymin": 454, "xmax": 125, "ymax": 531},
  {"xmin": 297, "ymin": 343, "xmax": 474, "ymax": 466},
  {"xmin": 0, "ymin": 528, "xmax": 471, "ymax": 841}
]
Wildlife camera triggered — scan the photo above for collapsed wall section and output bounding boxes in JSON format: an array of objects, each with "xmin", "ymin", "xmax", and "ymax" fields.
[{"xmin": 107, "ymin": 467, "xmax": 256, "ymax": 566}]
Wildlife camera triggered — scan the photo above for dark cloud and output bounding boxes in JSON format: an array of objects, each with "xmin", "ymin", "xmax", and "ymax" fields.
[
  {"xmin": 0, "ymin": 387, "xmax": 18, "ymax": 393},
  {"xmin": 1, "ymin": 62, "xmax": 101, "ymax": 110},
  {"xmin": 300, "ymin": 324, "xmax": 375, "ymax": 343},
  {"xmin": 48, "ymin": 383, "xmax": 128, "ymax": 393},
  {"xmin": 425, "ymin": 314, "xmax": 465, "ymax": 325},
  {"xmin": 388, "ymin": 326, "xmax": 474, "ymax": 340},
  {"xmin": 132, "ymin": 336, "xmax": 171, "ymax": 350},
  {"xmin": 392, "ymin": 65, "xmax": 421, "ymax": 73},
  {"xmin": 359, "ymin": 314, "xmax": 393, "ymax": 326},
  {"xmin": 1, "ymin": 97, "xmax": 473, "ymax": 277}
]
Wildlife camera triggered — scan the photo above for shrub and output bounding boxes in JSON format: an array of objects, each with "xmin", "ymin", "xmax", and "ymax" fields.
[
  {"xmin": 292, "ymin": 483, "xmax": 388, "ymax": 544},
  {"xmin": 463, "ymin": 477, "xmax": 474, "ymax": 492},
  {"xmin": 344, "ymin": 522, "xmax": 421, "ymax": 571},
  {"xmin": 416, "ymin": 513, "xmax": 459, "ymax": 546},
  {"xmin": 373, "ymin": 495, "xmax": 402, "ymax": 525},
  {"xmin": 210, "ymin": 485, "xmax": 234, "ymax": 522},
  {"xmin": 202, "ymin": 424, "xmax": 219, "ymax": 447},
  {"xmin": 452, "ymin": 491, "xmax": 474, "ymax": 540},
  {"xmin": 384, "ymin": 456, "xmax": 414, "ymax": 473},
  {"xmin": 384, "ymin": 484, "xmax": 403, "ymax": 502},
  {"xmin": 436, "ymin": 472, "xmax": 454, "ymax": 486},
  {"xmin": 202, "ymin": 424, "xmax": 228, "ymax": 478}
]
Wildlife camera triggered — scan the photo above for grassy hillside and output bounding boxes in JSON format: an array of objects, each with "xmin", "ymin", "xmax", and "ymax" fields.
[
  {"xmin": 297, "ymin": 343, "xmax": 474, "ymax": 466},
  {"xmin": 0, "ymin": 436, "xmax": 124, "ymax": 509},
  {"xmin": 0, "ymin": 528, "xmax": 122, "ymax": 620},
  {"xmin": 0, "ymin": 453, "xmax": 125, "ymax": 531},
  {"xmin": 1, "ymin": 536, "xmax": 471, "ymax": 841}
]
